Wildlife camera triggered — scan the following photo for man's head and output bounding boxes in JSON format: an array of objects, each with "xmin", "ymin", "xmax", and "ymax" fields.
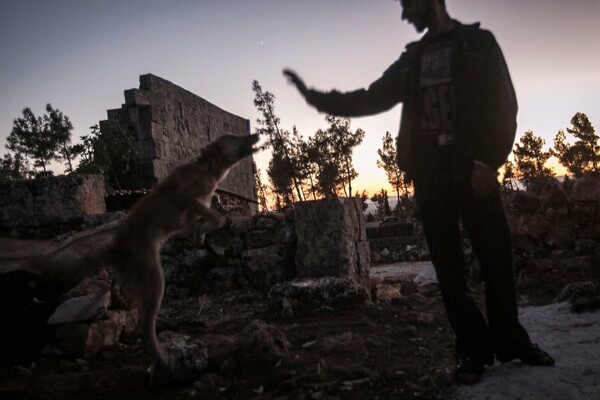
[{"xmin": 399, "ymin": 0, "xmax": 446, "ymax": 33}]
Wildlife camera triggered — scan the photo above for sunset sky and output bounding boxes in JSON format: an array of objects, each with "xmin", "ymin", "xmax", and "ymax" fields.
[{"xmin": 1, "ymin": 0, "xmax": 599, "ymax": 194}]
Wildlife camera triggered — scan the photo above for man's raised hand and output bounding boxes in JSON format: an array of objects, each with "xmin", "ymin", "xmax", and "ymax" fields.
[{"xmin": 283, "ymin": 69, "xmax": 309, "ymax": 98}]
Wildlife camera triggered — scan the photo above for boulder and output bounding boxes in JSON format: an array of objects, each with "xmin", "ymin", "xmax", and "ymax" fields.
[{"xmin": 268, "ymin": 277, "xmax": 370, "ymax": 318}]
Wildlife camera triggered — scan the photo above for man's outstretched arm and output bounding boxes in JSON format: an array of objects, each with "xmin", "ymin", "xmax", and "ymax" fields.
[{"xmin": 283, "ymin": 58, "xmax": 408, "ymax": 118}]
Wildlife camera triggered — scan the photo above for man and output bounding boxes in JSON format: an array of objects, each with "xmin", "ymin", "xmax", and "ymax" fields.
[{"xmin": 284, "ymin": 0, "xmax": 554, "ymax": 385}]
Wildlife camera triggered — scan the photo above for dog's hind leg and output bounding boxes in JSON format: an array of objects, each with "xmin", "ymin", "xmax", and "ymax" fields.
[{"xmin": 139, "ymin": 251, "xmax": 170, "ymax": 374}]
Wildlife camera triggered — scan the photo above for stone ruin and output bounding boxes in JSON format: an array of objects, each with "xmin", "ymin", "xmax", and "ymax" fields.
[{"xmin": 103, "ymin": 73, "xmax": 257, "ymax": 208}]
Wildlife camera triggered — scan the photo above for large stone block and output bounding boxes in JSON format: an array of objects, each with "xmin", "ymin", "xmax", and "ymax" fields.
[{"xmin": 294, "ymin": 197, "xmax": 370, "ymax": 281}]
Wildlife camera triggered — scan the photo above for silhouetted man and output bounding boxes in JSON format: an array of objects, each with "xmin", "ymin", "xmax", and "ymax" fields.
[{"xmin": 284, "ymin": 0, "xmax": 554, "ymax": 384}]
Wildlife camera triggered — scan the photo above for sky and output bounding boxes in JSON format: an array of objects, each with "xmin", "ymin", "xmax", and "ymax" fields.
[{"xmin": 1, "ymin": 0, "xmax": 599, "ymax": 194}]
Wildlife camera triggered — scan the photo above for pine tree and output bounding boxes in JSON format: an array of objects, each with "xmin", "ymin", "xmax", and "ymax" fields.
[
  {"xmin": 6, "ymin": 104, "xmax": 82, "ymax": 176},
  {"xmin": 553, "ymin": 112, "xmax": 598, "ymax": 177},
  {"xmin": 513, "ymin": 130, "xmax": 554, "ymax": 188},
  {"xmin": 252, "ymin": 81, "xmax": 306, "ymax": 203},
  {"xmin": 377, "ymin": 131, "xmax": 411, "ymax": 215}
]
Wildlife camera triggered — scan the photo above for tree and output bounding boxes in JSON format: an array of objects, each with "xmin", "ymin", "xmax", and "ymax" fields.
[
  {"xmin": 44, "ymin": 104, "xmax": 82, "ymax": 173},
  {"xmin": 377, "ymin": 131, "xmax": 411, "ymax": 215},
  {"xmin": 501, "ymin": 159, "xmax": 517, "ymax": 192},
  {"xmin": 254, "ymin": 167, "xmax": 269, "ymax": 212},
  {"xmin": 7, "ymin": 107, "xmax": 56, "ymax": 175},
  {"xmin": 0, "ymin": 152, "xmax": 32, "ymax": 180},
  {"xmin": 6, "ymin": 104, "xmax": 80, "ymax": 176},
  {"xmin": 75, "ymin": 121, "xmax": 140, "ymax": 190},
  {"xmin": 326, "ymin": 116, "xmax": 365, "ymax": 197},
  {"xmin": 512, "ymin": 130, "xmax": 554, "ymax": 188},
  {"xmin": 309, "ymin": 116, "xmax": 364, "ymax": 198},
  {"xmin": 252, "ymin": 81, "xmax": 307, "ymax": 204},
  {"xmin": 267, "ymin": 146, "xmax": 295, "ymax": 205},
  {"xmin": 355, "ymin": 190, "xmax": 369, "ymax": 211},
  {"xmin": 552, "ymin": 112, "xmax": 598, "ymax": 177},
  {"xmin": 371, "ymin": 189, "xmax": 391, "ymax": 221},
  {"xmin": 306, "ymin": 131, "xmax": 339, "ymax": 198}
]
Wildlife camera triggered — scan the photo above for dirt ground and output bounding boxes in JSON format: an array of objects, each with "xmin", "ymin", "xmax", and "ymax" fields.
[{"xmin": 0, "ymin": 262, "xmax": 594, "ymax": 400}]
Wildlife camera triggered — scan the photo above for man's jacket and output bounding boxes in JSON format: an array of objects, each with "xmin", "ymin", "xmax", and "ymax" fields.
[{"xmin": 306, "ymin": 21, "xmax": 517, "ymax": 179}]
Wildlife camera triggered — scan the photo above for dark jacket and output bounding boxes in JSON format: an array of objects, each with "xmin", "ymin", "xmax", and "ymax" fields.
[{"xmin": 306, "ymin": 21, "xmax": 517, "ymax": 179}]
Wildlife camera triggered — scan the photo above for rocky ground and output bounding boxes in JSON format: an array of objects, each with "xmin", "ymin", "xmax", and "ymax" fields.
[{"xmin": 0, "ymin": 258, "xmax": 596, "ymax": 400}]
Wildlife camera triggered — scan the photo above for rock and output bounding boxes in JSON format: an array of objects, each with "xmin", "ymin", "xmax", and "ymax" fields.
[
  {"xmin": 370, "ymin": 251, "xmax": 382, "ymax": 264},
  {"xmin": 571, "ymin": 175, "xmax": 600, "ymax": 202},
  {"xmin": 204, "ymin": 267, "xmax": 237, "ymax": 294},
  {"xmin": 199, "ymin": 334, "xmax": 237, "ymax": 372},
  {"xmin": 401, "ymin": 281, "xmax": 419, "ymax": 296},
  {"xmin": 520, "ymin": 214, "xmax": 551, "ymax": 242},
  {"xmin": 511, "ymin": 190, "xmax": 540, "ymax": 213},
  {"xmin": 55, "ymin": 309, "xmax": 139, "ymax": 357},
  {"xmin": 48, "ymin": 292, "xmax": 111, "ymax": 324},
  {"xmin": 228, "ymin": 216, "xmax": 253, "ymax": 235},
  {"xmin": 238, "ymin": 320, "xmax": 291, "ymax": 365},
  {"xmin": 64, "ymin": 269, "xmax": 112, "ymax": 298},
  {"xmin": 525, "ymin": 258, "xmax": 554, "ymax": 273},
  {"xmin": 553, "ymin": 281, "xmax": 598, "ymax": 303},
  {"xmin": 254, "ymin": 216, "xmax": 280, "ymax": 230},
  {"xmin": 240, "ymin": 244, "xmax": 295, "ymax": 292},
  {"xmin": 560, "ymin": 256, "xmax": 591, "ymax": 271},
  {"xmin": 268, "ymin": 277, "xmax": 370, "ymax": 318},
  {"xmin": 245, "ymin": 229, "xmax": 276, "ymax": 249},
  {"xmin": 418, "ymin": 282, "xmax": 440, "ymax": 296},
  {"xmin": 574, "ymin": 239, "xmax": 598, "ymax": 256},
  {"xmin": 545, "ymin": 219, "xmax": 575, "ymax": 249},
  {"xmin": 371, "ymin": 281, "xmax": 402, "ymax": 303},
  {"xmin": 158, "ymin": 330, "xmax": 209, "ymax": 383},
  {"xmin": 414, "ymin": 264, "xmax": 438, "ymax": 287},
  {"xmin": 225, "ymin": 235, "xmax": 245, "ymax": 258}
]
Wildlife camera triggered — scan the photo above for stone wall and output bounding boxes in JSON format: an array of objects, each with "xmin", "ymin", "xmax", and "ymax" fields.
[
  {"xmin": 0, "ymin": 174, "xmax": 105, "ymax": 235},
  {"xmin": 103, "ymin": 74, "xmax": 257, "ymax": 204}
]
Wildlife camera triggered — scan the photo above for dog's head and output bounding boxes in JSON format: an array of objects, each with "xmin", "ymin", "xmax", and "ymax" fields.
[{"xmin": 200, "ymin": 133, "xmax": 260, "ymax": 172}]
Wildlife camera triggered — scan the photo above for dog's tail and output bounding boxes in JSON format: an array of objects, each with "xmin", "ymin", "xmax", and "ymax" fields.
[{"xmin": 0, "ymin": 221, "xmax": 120, "ymax": 278}]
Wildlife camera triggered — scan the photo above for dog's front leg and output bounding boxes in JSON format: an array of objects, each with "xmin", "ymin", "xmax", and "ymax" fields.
[{"xmin": 181, "ymin": 197, "xmax": 226, "ymax": 246}]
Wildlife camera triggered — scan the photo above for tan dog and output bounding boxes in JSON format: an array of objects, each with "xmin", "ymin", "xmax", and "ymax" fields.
[
  {"xmin": 1, "ymin": 133, "xmax": 259, "ymax": 374},
  {"xmin": 110, "ymin": 133, "xmax": 259, "ymax": 372}
]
